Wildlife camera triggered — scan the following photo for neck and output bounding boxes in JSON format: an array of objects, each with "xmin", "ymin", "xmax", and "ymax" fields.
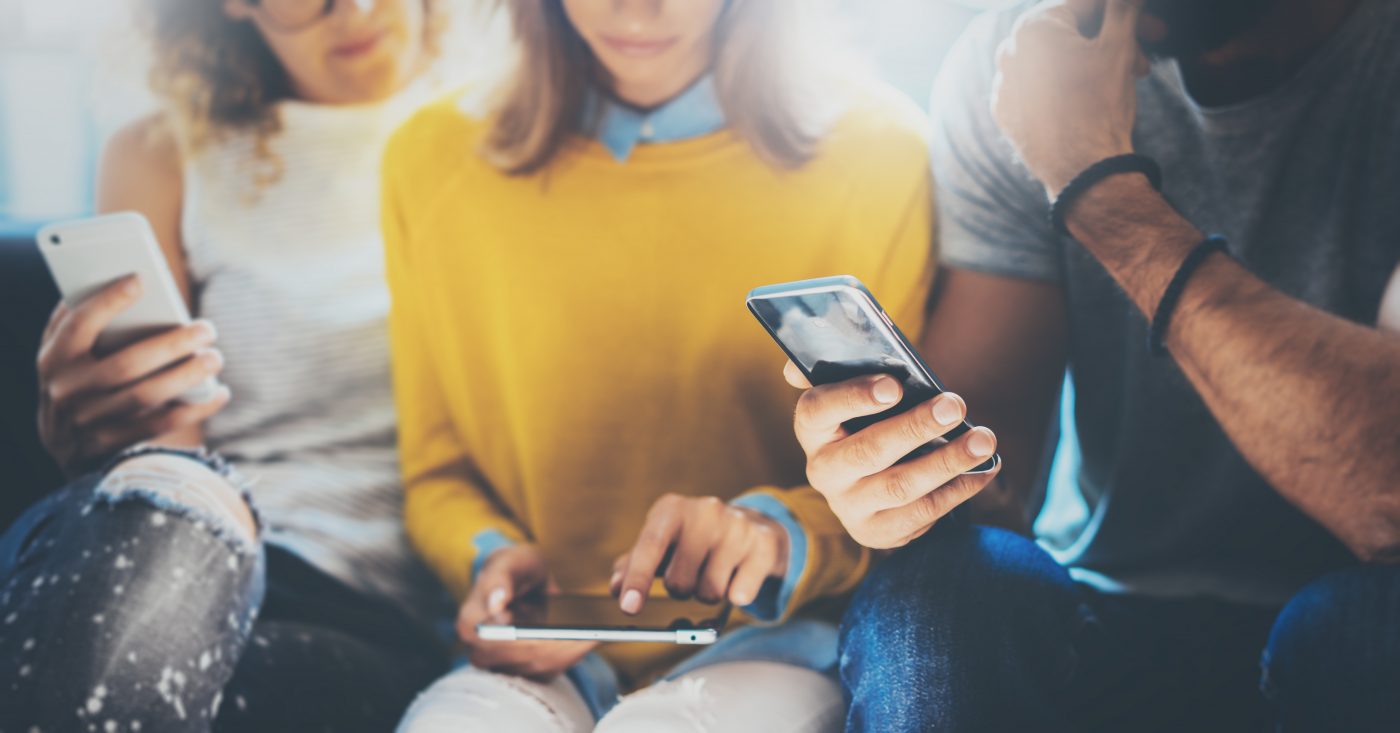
[
  {"xmin": 609, "ymin": 65, "xmax": 709, "ymax": 110},
  {"xmin": 1178, "ymin": 0, "xmax": 1361, "ymax": 106}
]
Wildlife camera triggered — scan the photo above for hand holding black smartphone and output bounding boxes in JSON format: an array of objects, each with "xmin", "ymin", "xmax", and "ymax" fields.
[{"xmin": 747, "ymin": 275, "xmax": 999, "ymax": 474}]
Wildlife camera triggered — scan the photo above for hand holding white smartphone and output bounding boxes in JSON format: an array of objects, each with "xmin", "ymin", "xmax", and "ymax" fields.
[{"xmin": 37, "ymin": 212, "xmax": 221, "ymax": 404}]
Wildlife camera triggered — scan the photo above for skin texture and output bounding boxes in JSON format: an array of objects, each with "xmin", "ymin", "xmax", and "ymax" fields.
[
  {"xmin": 37, "ymin": 2, "xmax": 429, "ymax": 474},
  {"xmin": 786, "ymin": 366, "xmax": 1003, "ymax": 548},
  {"xmin": 561, "ymin": 0, "xmax": 726, "ymax": 108}
]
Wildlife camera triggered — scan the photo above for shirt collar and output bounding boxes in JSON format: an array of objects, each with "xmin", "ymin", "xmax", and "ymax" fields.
[{"xmin": 582, "ymin": 75, "xmax": 727, "ymax": 162}]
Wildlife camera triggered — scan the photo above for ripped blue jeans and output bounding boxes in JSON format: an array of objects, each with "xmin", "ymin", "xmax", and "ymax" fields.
[{"xmin": 0, "ymin": 449, "xmax": 446, "ymax": 732}]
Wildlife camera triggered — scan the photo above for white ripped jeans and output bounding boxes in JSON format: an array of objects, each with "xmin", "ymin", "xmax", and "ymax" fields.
[{"xmin": 396, "ymin": 659, "xmax": 844, "ymax": 733}]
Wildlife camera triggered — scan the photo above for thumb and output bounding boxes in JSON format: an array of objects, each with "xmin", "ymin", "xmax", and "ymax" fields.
[{"xmin": 1101, "ymin": 0, "xmax": 1145, "ymax": 41}]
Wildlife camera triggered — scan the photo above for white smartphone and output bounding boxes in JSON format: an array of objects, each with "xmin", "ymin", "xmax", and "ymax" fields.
[
  {"xmin": 36, "ymin": 212, "xmax": 220, "ymax": 403},
  {"xmin": 477, "ymin": 594, "xmax": 729, "ymax": 645}
]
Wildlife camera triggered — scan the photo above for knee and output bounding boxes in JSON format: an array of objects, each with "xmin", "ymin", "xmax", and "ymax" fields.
[
  {"xmin": 596, "ymin": 662, "xmax": 842, "ymax": 733},
  {"xmin": 595, "ymin": 675, "xmax": 712, "ymax": 733},
  {"xmin": 97, "ymin": 453, "xmax": 258, "ymax": 544},
  {"xmin": 841, "ymin": 522, "xmax": 1070, "ymax": 664},
  {"xmin": 1263, "ymin": 564, "xmax": 1400, "ymax": 726},
  {"xmin": 396, "ymin": 667, "xmax": 592, "ymax": 733}
]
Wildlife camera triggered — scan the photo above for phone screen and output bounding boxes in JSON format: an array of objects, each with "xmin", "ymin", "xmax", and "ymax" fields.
[
  {"xmin": 495, "ymin": 594, "xmax": 730, "ymax": 632},
  {"xmin": 748, "ymin": 278, "xmax": 997, "ymax": 472},
  {"xmin": 749, "ymin": 285, "xmax": 951, "ymax": 434}
]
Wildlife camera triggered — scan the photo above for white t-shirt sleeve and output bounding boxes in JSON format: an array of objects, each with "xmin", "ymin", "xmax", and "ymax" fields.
[{"xmin": 931, "ymin": 11, "xmax": 1066, "ymax": 284}]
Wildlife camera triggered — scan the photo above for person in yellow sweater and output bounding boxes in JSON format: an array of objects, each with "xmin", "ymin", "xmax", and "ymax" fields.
[{"xmin": 386, "ymin": 0, "xmax": 937, "ymax": 730}]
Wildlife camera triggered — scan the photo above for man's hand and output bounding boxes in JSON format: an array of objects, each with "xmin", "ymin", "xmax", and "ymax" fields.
[
  {"xmin": 612, "ymin": 494, "xmax": 789, "ymax": 614},
  {"xmin": 991, "ymin": 0, "xmax": 1150, "ymax": 196},
  {"xmin": 456, "ymin": 544, "xmax": 595, "ymax": 682},
  {"xmin": 785, "ymin": 362, "xmax": 1001, "ymax": 550}
]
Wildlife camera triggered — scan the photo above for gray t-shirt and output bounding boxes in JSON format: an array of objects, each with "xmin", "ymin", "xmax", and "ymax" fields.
[{"xmin": 934, "ymin": 0, "xmax": 1400, "ymax": 605}]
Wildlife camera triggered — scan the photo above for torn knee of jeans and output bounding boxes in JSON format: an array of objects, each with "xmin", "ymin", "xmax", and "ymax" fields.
[{"xmin": 92, "ymin": 458, "xmax": 260, "ymax": 552}]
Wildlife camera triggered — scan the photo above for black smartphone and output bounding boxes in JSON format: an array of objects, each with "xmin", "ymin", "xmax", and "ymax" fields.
[{"xmin": 747, "ymin": 275, "xmax": 999, "ymax": 473}]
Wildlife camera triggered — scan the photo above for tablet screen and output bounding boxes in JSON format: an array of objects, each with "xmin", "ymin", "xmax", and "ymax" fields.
[{"xmin": 496, "ymin": 594, "xmax": 730, "ymax": 632}]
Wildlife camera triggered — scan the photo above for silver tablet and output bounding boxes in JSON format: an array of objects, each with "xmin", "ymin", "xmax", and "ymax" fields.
[{"xmin": 477, "ymin": 595, "xmax": 731, "ymax": 645}]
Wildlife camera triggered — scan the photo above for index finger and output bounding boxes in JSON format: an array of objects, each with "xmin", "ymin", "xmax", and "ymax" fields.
[
  {"xmin": 792, "ymin": 375, "xmax": 903, "ymax": 455},
  {"xmin": 42, "ymin": 302, "xmax": 69, "ymax": 343},
  {"xmin": 617, "ymin": 507, "xmax": 683, "ymax": 615},
  {"xmin": 51, "ymin": 275, "xmax": 142, "ymax": 360}
]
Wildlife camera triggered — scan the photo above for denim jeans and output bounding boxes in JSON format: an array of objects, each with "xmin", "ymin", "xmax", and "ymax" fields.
[
  {"xmin": 840, "ymin": 516, "xmax": 1400, "ymax": 733},
  {"xmin": 0, "ymin": 462, "xmax": 446, "ymax": 732}
]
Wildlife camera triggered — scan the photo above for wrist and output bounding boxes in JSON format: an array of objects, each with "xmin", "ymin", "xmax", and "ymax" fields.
[
  {"xmin": 472, "ymin": 533, "xmax": 528, "ymax": 585},
  {"xmin": 1063, "ymin": 174, "xmax": 1201, "ymax": 316},
  {"xmin": 1042, "ymin": 144, "xmax": 1135, "ymax": 199},
  {"xmin": 735, "ymin": 507, "xmax": 790, "ymax": 577}
]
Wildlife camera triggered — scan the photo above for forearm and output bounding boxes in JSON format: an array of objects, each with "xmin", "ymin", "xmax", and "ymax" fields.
[
  {"xmin": 923, "ymin": 269, "xmax": 1069, "ymax": 534},
  {"xmin": 1067, "ymin": 175, "xmax": 1400, "ymax": 560}
]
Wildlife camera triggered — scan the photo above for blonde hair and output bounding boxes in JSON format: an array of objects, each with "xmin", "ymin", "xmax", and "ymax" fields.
[{"xmin": 485, "ymin": 0, "xmax": 848, "ymax": 175}]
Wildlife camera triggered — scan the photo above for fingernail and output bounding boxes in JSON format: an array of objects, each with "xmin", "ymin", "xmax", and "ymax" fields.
[
  {"xmin": 610, "ymin": 570, "xmax": 622, "ymax": 588},
  {"xmin": 488, "ymin": 588, "xmax": 506, "ymax": 612},
  {"xmin": 932, "ymin": 394, "xmax": 962, "ymax": 425},
  {"xmin": 968, "ymin": 427, "xmax": 996, "ymax": 458},
  {"xmin": 197, "ymin": 348, "xmax": 223, "ymax": 368},
  {"xmin": 872, "ymin": 378, "xmax": 900, "ymax": 405},
  {"xmin": 193, "ymin": 320, "xmax": 217, "ymax": 343},
  {"xmin": 621, "ymin": 589, "xmax": 643, "ymax": 614}
]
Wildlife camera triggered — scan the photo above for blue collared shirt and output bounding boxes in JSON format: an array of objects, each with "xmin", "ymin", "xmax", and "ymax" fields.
[{"xmin": 581, "ymin": 75, "xmax": 728, "ymax": 162}]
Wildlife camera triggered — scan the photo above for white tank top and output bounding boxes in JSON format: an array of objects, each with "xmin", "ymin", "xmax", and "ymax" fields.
[{"xmin": 180, "ymin": 89, "xmax": 445, "ymax": 619}]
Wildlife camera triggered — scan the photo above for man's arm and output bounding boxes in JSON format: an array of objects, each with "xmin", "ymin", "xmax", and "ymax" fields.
[
  {"xmin": 1066, "ymin": 176, "xmax": 1400, "ymax": 561},
  {"xmin": 922, "ymin": 267, "xmax": 1068, "ymax": 534},
  {"xmin": 992, "ymin": 0, "xmax": 1400, "ymax": 561}
]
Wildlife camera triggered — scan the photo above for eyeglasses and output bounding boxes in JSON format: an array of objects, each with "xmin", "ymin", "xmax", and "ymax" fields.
[{"xmin": 246, "ymin": 0, "xmax": 375, "ymax": 32}]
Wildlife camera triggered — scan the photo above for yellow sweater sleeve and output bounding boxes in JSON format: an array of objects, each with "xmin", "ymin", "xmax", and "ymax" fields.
[
  {"xmin": 382, "ymin": 144, "xmax": 530, "ymax": 603},
  {"xmin": 738, "ymin": 153, "xmax": 937, "ymax": 622}
]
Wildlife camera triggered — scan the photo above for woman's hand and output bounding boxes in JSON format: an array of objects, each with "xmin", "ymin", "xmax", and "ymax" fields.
[
  {"xmin": 37, "ymin": 275, "xmax": 229, "ymax": 475},
  {"xmin": 612, "ymin": 493, "xmax": 789, "ymax": 614},
  {"xmin": 457, "ymin": 544, "xmax": 596, "ymax": 682},
  {"xmin": 785, "ymin": 361, "xmax": 1001, "ymax": 550}
]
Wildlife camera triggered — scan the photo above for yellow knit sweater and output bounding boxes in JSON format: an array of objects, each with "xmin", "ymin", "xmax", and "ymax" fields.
[{"xmin": 382, "ymin": 85, "xmax": 935, "ymax": 684}]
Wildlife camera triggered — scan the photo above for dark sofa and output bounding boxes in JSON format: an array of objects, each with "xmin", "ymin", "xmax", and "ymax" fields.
[{"xmin": 1, "ymin": 224, "xmax": 64, "ymax": 530}]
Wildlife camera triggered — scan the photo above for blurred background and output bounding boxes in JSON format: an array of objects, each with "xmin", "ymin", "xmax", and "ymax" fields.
[
  {"xmin": 0, "ymin": 0, "xmax": 1014, "ymax": 228},
  {"xmin": 1, "ymin": 0, "xmax": 1081, "ymax": 541}
]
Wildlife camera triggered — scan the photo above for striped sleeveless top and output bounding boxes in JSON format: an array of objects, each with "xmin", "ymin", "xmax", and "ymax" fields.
[{"xmin": 180, "ymin": 89, "xmax": 446, "ymax": 620}]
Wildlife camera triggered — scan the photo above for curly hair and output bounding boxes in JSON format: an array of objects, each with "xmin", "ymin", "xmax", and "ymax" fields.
[{"xmin": 137, "ymin": 0, "xmax": 445, "ymax": 160}]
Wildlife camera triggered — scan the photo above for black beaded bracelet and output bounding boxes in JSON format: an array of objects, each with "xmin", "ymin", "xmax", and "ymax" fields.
[
  {"xmin": 1050, "ymin": 154, "xmax": 1163, "ymax": 237},
  {"xmin": 1149, "ymin": 234, "xmax": 1229, "ymax": 357}
]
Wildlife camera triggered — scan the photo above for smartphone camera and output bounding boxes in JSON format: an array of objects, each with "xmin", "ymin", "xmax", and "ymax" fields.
[{"xmin": 49, "ymin": 234, "xmax": 61, "ymax": 246}]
